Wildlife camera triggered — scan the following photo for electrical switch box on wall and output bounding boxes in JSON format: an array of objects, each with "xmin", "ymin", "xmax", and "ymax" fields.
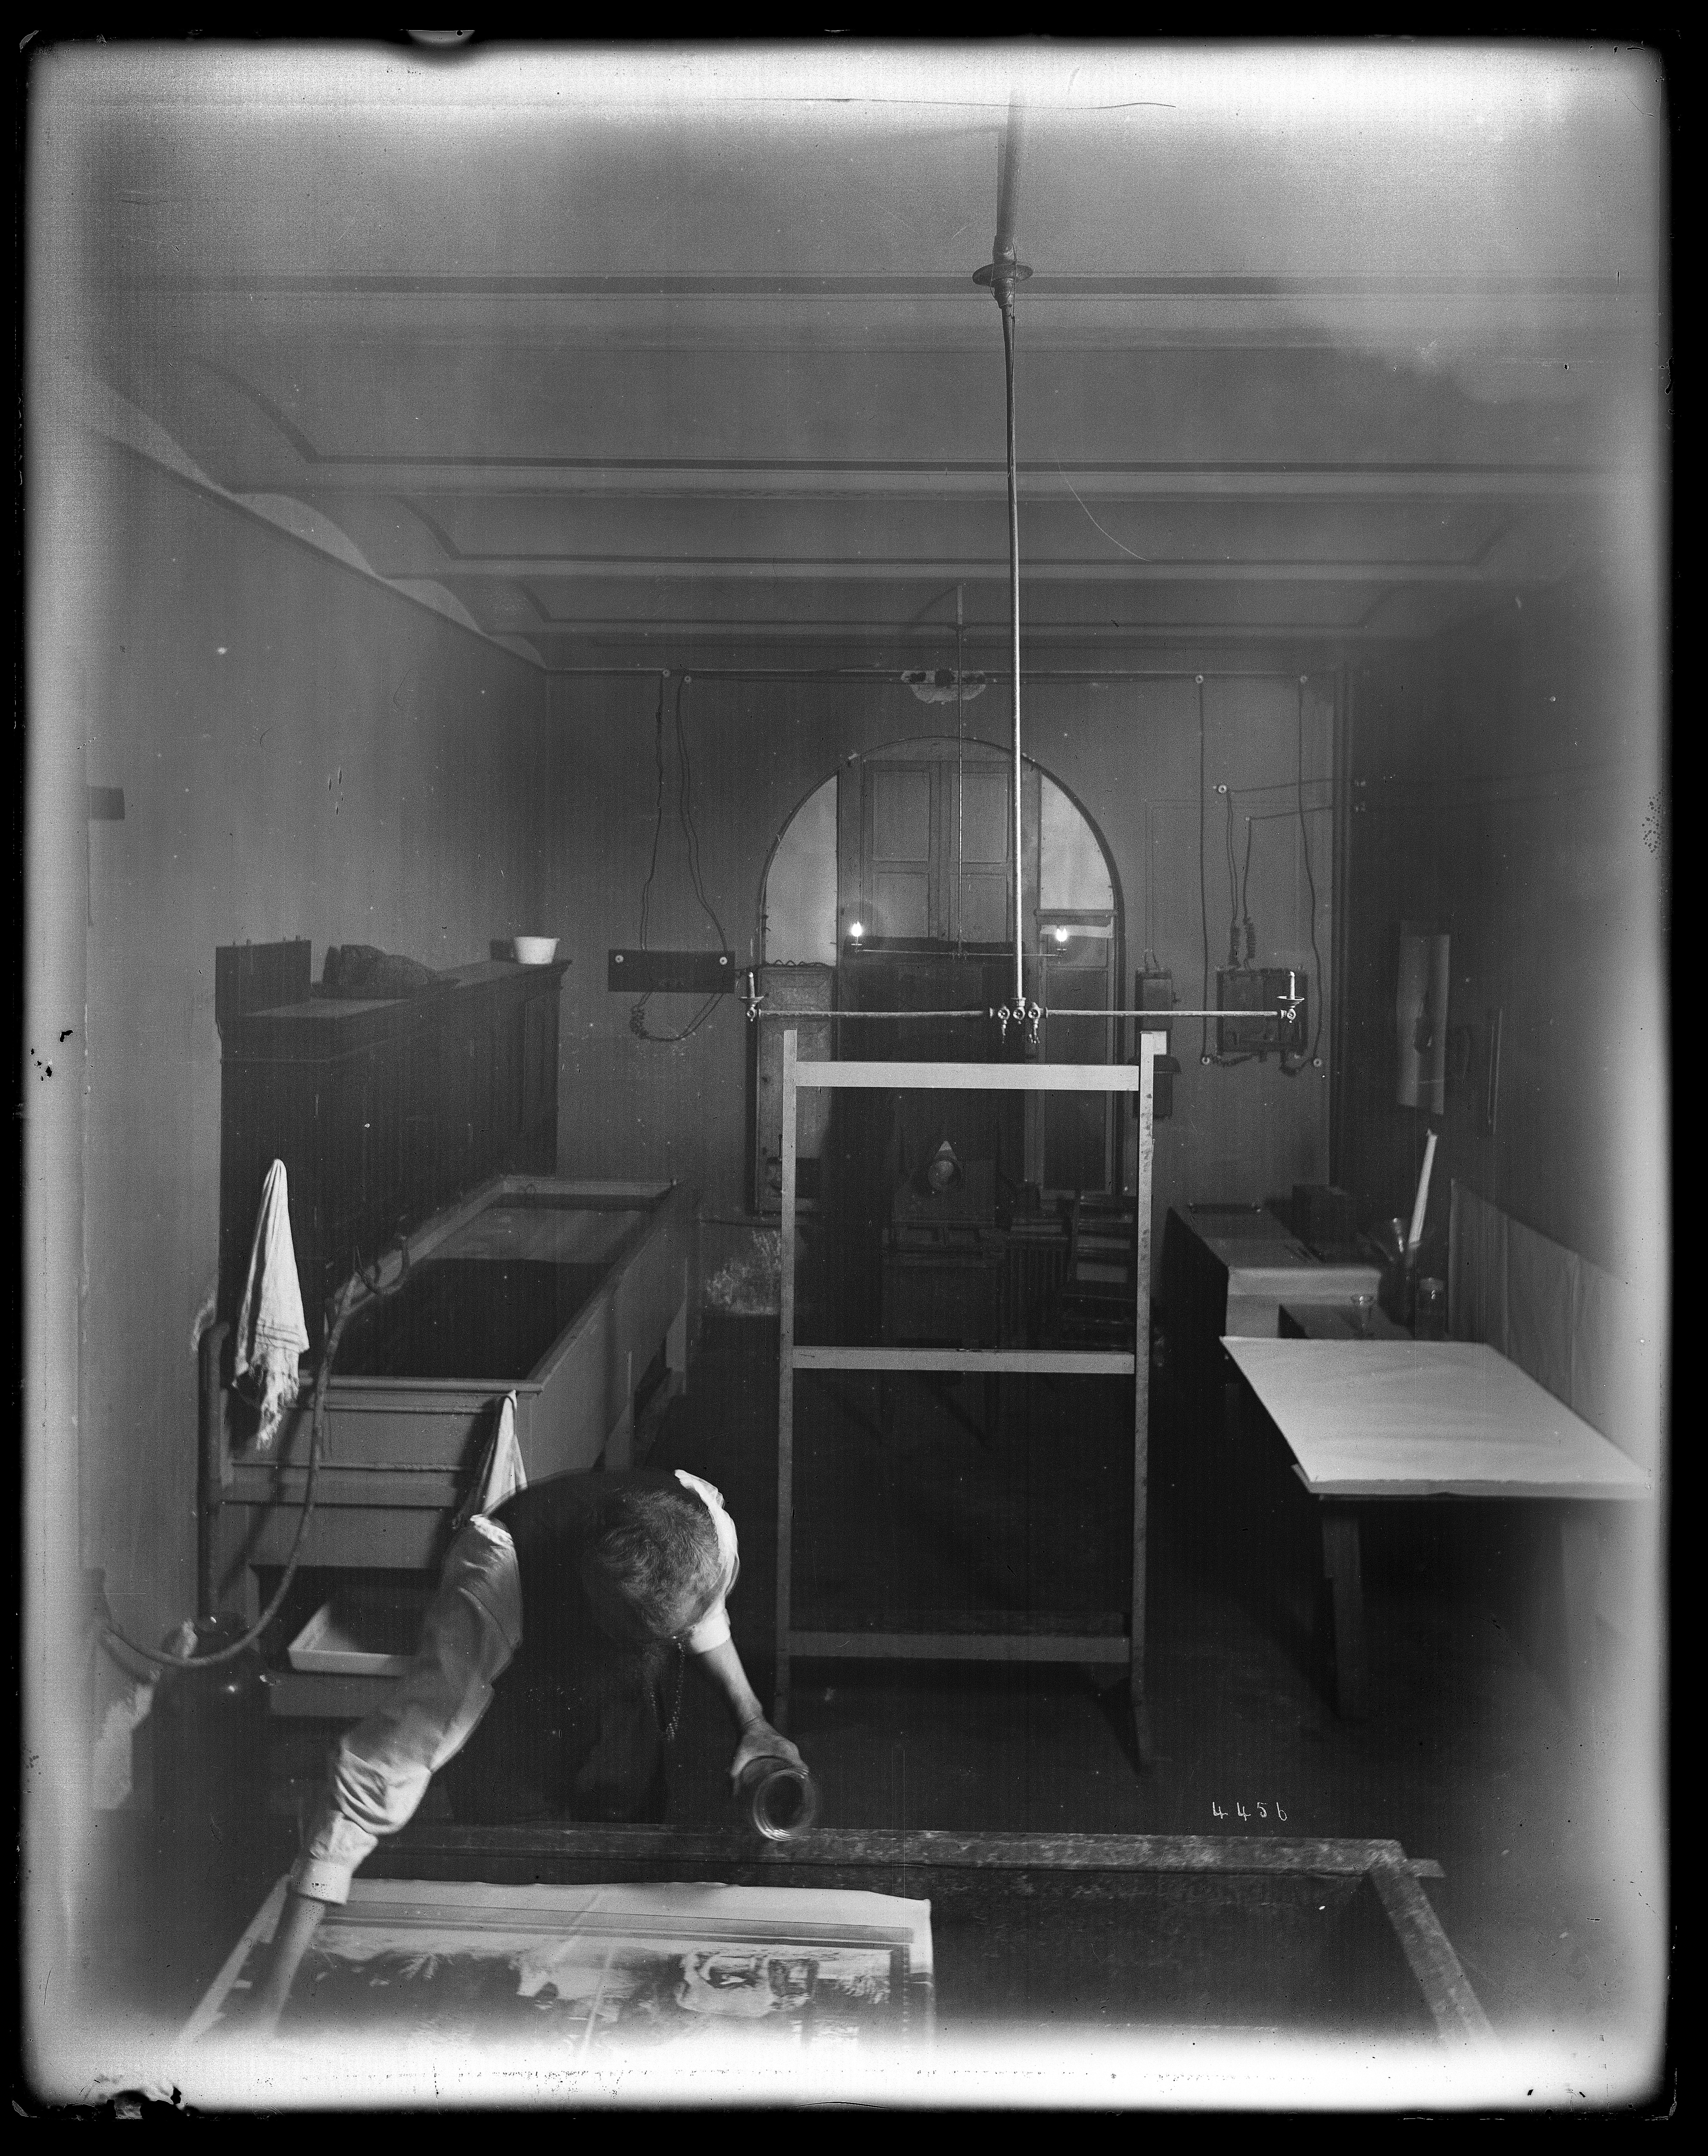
[{"xmin": 1215, "ymin": 967, "xmax": 1308, "ymax": 1060}]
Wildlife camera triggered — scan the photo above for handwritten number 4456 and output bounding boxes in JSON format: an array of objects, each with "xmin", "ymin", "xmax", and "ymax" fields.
[{"xmin": 1212, "ymin": 1801, "xmax": 1286, "ymax": 1821}]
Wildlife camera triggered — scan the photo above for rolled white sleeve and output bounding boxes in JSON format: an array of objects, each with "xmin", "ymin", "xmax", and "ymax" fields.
[
  {"xmin": 291, "ymin": 1515, "xmax": 522, "ymax": 1905},
  {"xmin": 674, "ymin": 1470, "xmax": 740, "ymax": 1655}
]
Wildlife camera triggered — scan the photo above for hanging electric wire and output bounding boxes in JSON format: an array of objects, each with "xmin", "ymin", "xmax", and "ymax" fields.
[
  {"xmin": 631, "ymin": 672, "xmax": 731, "ymax": 1045},
  {"xmin": 96, "ymin": 1249, "xmax": 413, "ymax": 1671},
  {"xmin": 1296, "ymin": 675, "xmax": 1326, "ymax": 1068},
  {"xmin": 674, "ymin": 674, "xmax": 727, "ymax": 952},
  {"xmin": 1194, "ymin": 673, "xmax": 1253, "ymax": 1068},
  {"xmin": 1224, "ymin": 788, "xmax": 1242, "ymax": 969},
  {"xmin": 634, "ymin": 670, "xmax": 669, "ymax": 958},
  {"xmin": 1197, "ymin": 675, "xmax": 1211, "ymax": 1067}
]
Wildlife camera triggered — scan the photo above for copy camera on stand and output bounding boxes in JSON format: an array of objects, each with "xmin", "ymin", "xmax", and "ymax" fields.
[{"xmin": 892, "ymin": 1139, "xmax": 996, "ymax": 1226}]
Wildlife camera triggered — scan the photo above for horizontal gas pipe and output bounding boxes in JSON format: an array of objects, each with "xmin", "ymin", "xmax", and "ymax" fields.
[
  {"xmin": 544, "ymin": 666, "xmax": 1328, "ymax": 681},
  {"xmin": 744, "ymin": 1010, "xmax": 1282, "ymax": 1023}
]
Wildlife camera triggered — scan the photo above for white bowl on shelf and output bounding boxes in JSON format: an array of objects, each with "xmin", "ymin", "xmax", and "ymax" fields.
[{"xmin": 513, "ymin": 936, "xmax": 559, "ymax": 966}]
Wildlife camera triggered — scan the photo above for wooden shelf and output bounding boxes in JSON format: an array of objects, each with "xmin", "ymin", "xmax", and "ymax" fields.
[{"xmin": 265, "ymin": 1670, "xmax": 398, "ymax": 1720}]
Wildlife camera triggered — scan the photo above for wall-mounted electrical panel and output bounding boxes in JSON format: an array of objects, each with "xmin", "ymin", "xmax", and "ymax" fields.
[
  {"xmin": 609, "ymin": 949, "xmax": 736, "ymax": 994},
  {"xmin": 1215, "ymin": 966, "xmax": 1308, "ymax": 1060}
]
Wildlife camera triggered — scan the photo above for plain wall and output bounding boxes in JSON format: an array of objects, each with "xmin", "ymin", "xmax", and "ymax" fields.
[
  {"xmin": 1337, "ymin": 572, "xmax": 1667, "ymax": 1303},
  {"xmin": 541, "ymin": 653, "xmax": 1336, "ymax": 1249},
  {"xmin": 72, "ymin": 436, "xmax": 558, "ymax": 1645}
]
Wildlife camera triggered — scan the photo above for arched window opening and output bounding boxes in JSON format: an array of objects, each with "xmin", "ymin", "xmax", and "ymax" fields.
[{"xmin": 758, "ymin": 739, "xmax": 1124, "ymax": 1207}]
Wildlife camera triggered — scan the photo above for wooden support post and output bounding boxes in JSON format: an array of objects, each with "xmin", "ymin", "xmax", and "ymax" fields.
[
  {"xmin": 1130, "ymin": 1034, "xmax": 1158, "ymax": 1764},
  {"xmin": 1321, "ymin": 1505, "xmax": 1368, "ymax": 1720},
  {"xmin": 1367, "ymin": 1850, "xmax": 1497, "ymax": 2043},
  {"xmin": 774, "ymin": 1027, "xmax": 799, "ymax": 1734}
]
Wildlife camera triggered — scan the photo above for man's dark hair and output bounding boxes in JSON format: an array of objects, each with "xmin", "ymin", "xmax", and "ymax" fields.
[{"xmin": 583, "ymin": 1483, "xmax": 725, "ymax": 1642}]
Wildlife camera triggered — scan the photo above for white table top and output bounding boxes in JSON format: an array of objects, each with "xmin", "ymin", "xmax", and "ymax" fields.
[{"xmin": 1221, "ymin": 1338, "xmax": 1653, "ymax": 1500}]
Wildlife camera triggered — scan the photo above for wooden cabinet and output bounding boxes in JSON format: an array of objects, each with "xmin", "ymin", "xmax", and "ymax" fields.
[{"xmin": 219, "ymin": 958, "xmax": 566, "ymax": 1346}]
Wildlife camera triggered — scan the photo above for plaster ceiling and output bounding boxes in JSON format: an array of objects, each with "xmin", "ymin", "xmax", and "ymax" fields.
[{"xmin": 36, "ymin": 42, "xmax": 1667, "ymax": 669}]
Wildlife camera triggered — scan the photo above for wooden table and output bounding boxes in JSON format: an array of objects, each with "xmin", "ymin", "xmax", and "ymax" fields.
[
  {"xmin": 1220, "ymin": 1339, "xmax": 1652, "ymax": 1718},
  {"xmin": 1279, "ymin": 1300, "xmax": 1410, "ymax": 1342},
  {"xmin": 1166, "ymin": 1206, "xmax": 1382, "ymax": 1342},
  {"xmin": 1159, "ymin": 1209, "xmax": 1386, "ymax": 1472}
]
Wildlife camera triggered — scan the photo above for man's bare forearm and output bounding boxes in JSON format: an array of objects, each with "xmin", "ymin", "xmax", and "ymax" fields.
[
  {"xmin": 251, "ymin": 1889, "xmax": 329, "ymax": 2034},
  {"xmin": 691, "ymin": 1635, "xmax": 767, "ymax": 1730},
  {"xmin": 691, "ymin": 1637, "xmax": 806, "ymax": 1779}
]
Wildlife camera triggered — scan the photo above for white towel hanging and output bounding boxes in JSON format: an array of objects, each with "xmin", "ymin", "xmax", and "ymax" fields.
[
  {"xmin": 454, "ymin": 1392, "xmax": 527, "ymax": 1532},
  {"xmin": 232, "ymin": 1159, "xmax": 310, "ymax": 1452}
]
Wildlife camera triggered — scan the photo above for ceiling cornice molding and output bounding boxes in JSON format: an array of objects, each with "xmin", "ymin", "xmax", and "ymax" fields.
[
  {"xmin": 229, "ymin": 460, "xmax": 1616, "ymax": 501},
  {"xmin": 130, "ymin": 273, "xmax": 1649, "ymax": 300},
  {"xmin": 75, "ymin": 423, "xmax": 548, "ymax": 676},
  {"xmin": 424, "ymin": 556, "xmax": 1518, "ymax": 584},
  {"xmin": 513, "ymin": 618, "xmax": 1421, "ymax": 654}
]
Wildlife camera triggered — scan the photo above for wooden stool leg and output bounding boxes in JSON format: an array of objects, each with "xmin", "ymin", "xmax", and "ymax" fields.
[
  {"xmin": 666, "ymin": 1297, "xmax": 689, "ymax": 1398},
  {"xmin": 1129, "ymin": 1668, "xmax": 1155, "ymax": 1769},
  {"xmin": 1321, "ymin": 1506, "xmax": 1368, "ymax": 1719},
  {"xmin": 605, "ymin": 1349, "xmax": 635, "ymax": 1470}
]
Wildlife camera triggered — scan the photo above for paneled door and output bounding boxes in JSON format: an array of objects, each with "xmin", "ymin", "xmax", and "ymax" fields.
[{"xmin": 848, "ymin": 745, "xmax": 1025, "ymax": 948}]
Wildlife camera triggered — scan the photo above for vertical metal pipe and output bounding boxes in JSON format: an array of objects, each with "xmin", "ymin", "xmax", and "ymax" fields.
[
  {"xmin": 954, "ymin": 583, "xmax": 965, "ymax": 955},
  {"xmin": 1003, "ymin": 291, "xmax": 1024, "ymax": 1013},
  {"xmin": 977, "ymin": 98, "xmax": 1031, "ymax": 1016},
  {"xmin": 774, "ymin": 1027, "xmax": 799, "ymax": 1733}
]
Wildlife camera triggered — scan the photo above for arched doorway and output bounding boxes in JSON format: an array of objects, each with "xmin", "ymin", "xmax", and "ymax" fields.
[
  {"xmin": 763, "ymin": 737, "xmax": 1118, "ymax": 964},
  {"xmin": 759, "ymin": 736, "xmax": 1126, "ymax": 1204}
]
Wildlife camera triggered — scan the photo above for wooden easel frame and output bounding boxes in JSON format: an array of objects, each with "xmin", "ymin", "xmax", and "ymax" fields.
[{"xmin": 775, "ymin": 1030, "xmax": 1162, "ymax": 1764}]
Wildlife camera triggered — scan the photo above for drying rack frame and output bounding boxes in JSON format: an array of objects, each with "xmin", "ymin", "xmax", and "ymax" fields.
[{"xmin": 773, "ymin": 1028, "xmax": 1163, "ymax": 1765}]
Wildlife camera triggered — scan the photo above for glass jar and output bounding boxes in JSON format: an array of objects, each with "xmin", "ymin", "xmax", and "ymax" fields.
[
  {"xmin": 1414, "ymin": 1276, "xmax": 1448, "ymax": 1341},
  {"xmin": 734, "ymin": 1755, "xmax": 820, "ymax": 1842}
]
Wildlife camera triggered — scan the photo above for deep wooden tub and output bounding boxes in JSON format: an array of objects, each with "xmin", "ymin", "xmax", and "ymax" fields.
[
  {"xmin": 366, "ymin": 1824, "xmax": 1492, "ymax": 2050},
  {"xmin": 199, "ymin": 1177, "xmax": 698, "ymax": 1710}
]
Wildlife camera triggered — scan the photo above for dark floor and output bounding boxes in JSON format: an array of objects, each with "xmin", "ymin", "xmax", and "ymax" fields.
[
  {"xmin": 650, "ymin": 1321, "xmax": 1660, "ymax": 2063},
  {"xmin": 86, "ymin": 1316, "xmax": 1662, "ymax": 2086}
]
